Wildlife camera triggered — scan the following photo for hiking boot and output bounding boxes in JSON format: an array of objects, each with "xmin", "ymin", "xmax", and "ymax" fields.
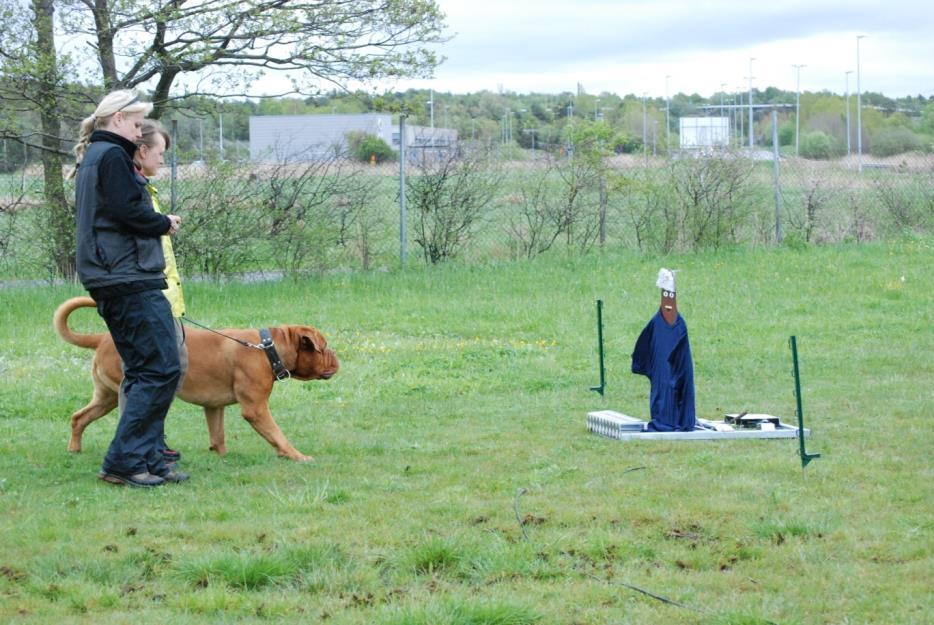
[
  {"xmin": 98, "ymin": 470, "xmax": 165, "ymax": 488},
  {"xmin": 162, "ymin": 446, "xmax": 182, "ymax": 462},
  {"xmin": 157, "ymin": 469, "xmax": 190, "ymax": 483}
]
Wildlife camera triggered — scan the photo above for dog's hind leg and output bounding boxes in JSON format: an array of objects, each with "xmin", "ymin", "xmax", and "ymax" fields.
[
  {"xmin": 205, "ymin": 406, "xmax": 228, "ymax": 456},
  {"xmin": 69, "ymin": 387, "xmax": 118, "ymax": 452}
]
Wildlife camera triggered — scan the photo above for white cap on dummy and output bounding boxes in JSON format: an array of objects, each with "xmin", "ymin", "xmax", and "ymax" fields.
[{"xmin": 656, "ymin": 268, "xmax": 676, "ymax": 293}]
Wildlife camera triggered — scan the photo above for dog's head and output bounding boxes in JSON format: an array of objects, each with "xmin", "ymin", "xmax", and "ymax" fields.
[{"xmin": 285, "ymin": 325, "xmax": 340, "ymax": 381}]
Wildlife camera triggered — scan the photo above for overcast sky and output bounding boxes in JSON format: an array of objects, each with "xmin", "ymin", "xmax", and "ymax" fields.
[{"xmin": 380, "ymin": 0, "xmax": 934, "ymax": 98}]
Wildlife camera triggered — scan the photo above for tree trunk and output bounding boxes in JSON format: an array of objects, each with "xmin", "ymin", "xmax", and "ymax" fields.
[
  {"xmin": 34, "ymin": 0, "xmax": 74, "ymax": 278},
  {"xmin": 93, "ymin": 0, "xmax": 118, "ymax": 88}
]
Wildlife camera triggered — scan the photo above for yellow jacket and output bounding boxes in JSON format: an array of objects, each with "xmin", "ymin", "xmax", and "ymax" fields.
[{"xmin": 147, "ymin": 184, "xmax": 186, "ymax": 318}]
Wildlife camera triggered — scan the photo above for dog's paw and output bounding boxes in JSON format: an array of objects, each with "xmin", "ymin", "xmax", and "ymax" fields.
[{"xmin": 209, "ymin": 444, "xmax": 228, "ymax": 456}]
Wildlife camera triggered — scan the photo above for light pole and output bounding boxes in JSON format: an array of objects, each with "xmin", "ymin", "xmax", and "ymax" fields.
[
  {"xmin": 523, "ymin": 128, "xmax": 538, "ymax": 156},
  {"xmin": 642, "ymin": 92, "xmax": 648, "ymax": 163},
  {"xmin": 665, "ymin": 75, "xmax": 671, "ymax": 155},
  {"xmin": 856, "ymin": 35, "xmax": 866, "ymax": 173},
  {"xmin": 845, "ymin": 70, "xmax": 853, "ymax": 158},
  {"xmin": 793, "ymin": 63, "xmax": 806, "ymax": 156},
  {"xmin": 748, "ymin": 57, "xmax": 756, "ymax": 148},
  {"xmin": 428, "ymin": 88, "xmax": 434, "ymax": 130},
  {"xmin": 720, "ymin": 82, "xmax": 726, "ymax": 119}
]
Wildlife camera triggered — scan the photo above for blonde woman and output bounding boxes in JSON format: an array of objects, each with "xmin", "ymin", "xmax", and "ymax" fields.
[
  {"xmin": 133, "ymin": 119, "xmax": 187, "ymax": 466},
  {"xmin": 73, "ymin": 90, "xmax": 186, "ymax": 488}
]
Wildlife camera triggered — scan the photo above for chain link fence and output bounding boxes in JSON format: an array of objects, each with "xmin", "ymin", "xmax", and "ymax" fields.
[{"xmin": 1, "ymin": 147, "xmax": 931, "ymax": 281}]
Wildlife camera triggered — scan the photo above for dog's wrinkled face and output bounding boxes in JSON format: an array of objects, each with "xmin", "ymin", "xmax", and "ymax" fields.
[{"xmin": 289, "ymin": 326, "xmax": 339, "ymax": 381}]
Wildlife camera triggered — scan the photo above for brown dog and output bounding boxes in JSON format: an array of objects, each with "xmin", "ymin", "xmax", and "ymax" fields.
[{"xmin": 54, "ymin": 297, "xmax": 339, "ymax": 461}]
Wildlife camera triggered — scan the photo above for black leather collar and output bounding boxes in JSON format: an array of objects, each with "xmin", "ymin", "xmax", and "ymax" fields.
[{"xmin": 258, "ymin": 328, "xmax": 290, "ymax": 381}]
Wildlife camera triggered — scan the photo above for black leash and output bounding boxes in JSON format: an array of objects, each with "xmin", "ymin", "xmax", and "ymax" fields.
[
  {"xmin": 181, "ymin": 316, "xmax": 291, "ymax": 381},
  {"xmin": 181, "ymin": 316, "xmax": 257, "ymax": 348}
]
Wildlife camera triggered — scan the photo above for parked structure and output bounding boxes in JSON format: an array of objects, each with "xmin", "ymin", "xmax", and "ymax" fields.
[{"xmin": 249, "ymin": 113, "xmax": 457, "ymax": 163}]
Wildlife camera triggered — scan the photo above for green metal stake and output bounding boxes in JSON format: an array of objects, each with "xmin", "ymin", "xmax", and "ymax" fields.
[
  {"xmin": 790, "ymin": 335, "xmax": 820, "ymax": 468},
  {"xmin": 590, "ymin": 299, "xmax": 606, "ymax": 396}
]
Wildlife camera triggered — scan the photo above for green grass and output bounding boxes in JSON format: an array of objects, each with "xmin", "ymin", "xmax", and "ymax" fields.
[{"xmin": 0, "ymin": 239, "xmax": 932, "ymax": 624}]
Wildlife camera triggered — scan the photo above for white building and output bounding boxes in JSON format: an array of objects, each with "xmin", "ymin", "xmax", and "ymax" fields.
[
  {"xmin": 679, "ymin": 117, "xmax": 730, "ymax": 150},
  {"xmin": 249, "ymin": 114, "xmax": 457, "ymax": 163}
]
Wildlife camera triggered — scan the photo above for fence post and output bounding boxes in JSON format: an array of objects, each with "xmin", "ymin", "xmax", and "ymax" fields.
[
  {"xmin": 399, "ymin": 113, "xmax": 408, "ymax": 268},
  {"xmin": 598, "ymin": 173, "xmax": 607, "ymax": 246},
  {"xmin": 171, "ymin": 119, "xmax": 178, "ymax": 214},
  {"xmin": 771, "ymin": 109, "xmax": 782, "ymax": 244}
]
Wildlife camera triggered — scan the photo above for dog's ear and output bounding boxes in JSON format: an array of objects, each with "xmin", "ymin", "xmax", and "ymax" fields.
[{"xmin": 299, "ymin": 331, "xmax": 324, "ymax": 353}]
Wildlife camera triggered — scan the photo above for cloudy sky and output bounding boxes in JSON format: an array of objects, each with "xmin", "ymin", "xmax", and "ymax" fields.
[{"xmin": 385, "ymin": 0, "xmax": 934, "ymax": 98}]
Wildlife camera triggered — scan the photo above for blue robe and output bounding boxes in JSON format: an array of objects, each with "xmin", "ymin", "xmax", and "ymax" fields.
[{"xmin": 631, "ymin": 311, "xmax": 696, "ymax": 432}]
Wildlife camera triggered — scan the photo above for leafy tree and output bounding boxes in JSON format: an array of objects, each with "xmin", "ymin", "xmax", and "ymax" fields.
[
  {"xmin": 0, "ymin": 0, "xmax": 447, "ymax": 277},
  {"xmin": 920, "ymin": 102, "xmax": 934, "ymax": 136}
]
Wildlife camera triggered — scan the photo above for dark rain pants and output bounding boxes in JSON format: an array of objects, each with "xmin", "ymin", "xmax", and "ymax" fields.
[{"xmin": 97, "ymin": 289, "xmax": 180, "ymax": 477}]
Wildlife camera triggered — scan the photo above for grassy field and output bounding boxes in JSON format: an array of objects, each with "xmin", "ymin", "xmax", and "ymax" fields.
[{"xmin": 0, "ymin": 239, "xmax": 931, "ymax": 624}]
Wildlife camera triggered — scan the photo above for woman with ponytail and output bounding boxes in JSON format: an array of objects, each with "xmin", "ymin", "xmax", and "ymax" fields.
[
  {"xmin": 132, "ymin": 119, "xmax": 188, "ymax": 467},
  {"xmin": 73, "ymin": 90, "xmax": 187, "ymax": 488}
]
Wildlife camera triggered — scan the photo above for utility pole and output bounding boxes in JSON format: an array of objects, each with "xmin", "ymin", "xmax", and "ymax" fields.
[
  {"xmin": 748, "ymin": 57, "xmax": 756, "ymax": 148},
  {"xmin": 845, "ymin": 70, "xmax": 853, "ymax": 158},
  {"xmin": 793, "ymin": 64, "xmax": 806, "ymax": 156},
  {"xmin": 856, "ymin": 35, "xmax": 866, "ymax": 173}
]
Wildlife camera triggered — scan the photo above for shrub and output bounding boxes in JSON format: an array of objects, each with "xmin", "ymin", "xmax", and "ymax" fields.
[
  {"xmin": 799, "ymin": 131, "xmax": 833, "ymax": 160},
  {"xmin": 346, "ymin": 131, "xmax": 397, "ymax": 163},
  {"xmin": 778, "ymin": 122, "xmax": 795, "ymax": 147},
  {"xmin": 870, "ymin": 126, "xmax": 922, "ymax": 157}
]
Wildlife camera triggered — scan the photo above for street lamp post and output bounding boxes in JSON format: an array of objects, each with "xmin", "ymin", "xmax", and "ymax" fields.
[
  {"xmin": 665, "ymin": 75, "xmax": 671, "ymax": 155},
  {"xmin": 748, "ymin": 57, "xmax": 756, "ymax": 148},
  {"xmin": 793, "ymin": 64, "xmax": 806, "ymax": 156},
  {"xmin": 642, "ymin": 92, "xmax": 648, "ymax": 163},
  {"xmin": 856, "ymin": 35, "xmax": 866, "ymax": 173},
  {"xmin": 523, "ymin": 128, "xmax": 538, "ymax": 156},
  {"xmin": 720, "ymin": 82, "xmax": 726, "ymax": 119},
  {"xmin": 845, "ymin": 70, "xmax": 853, "ymax": 158}
]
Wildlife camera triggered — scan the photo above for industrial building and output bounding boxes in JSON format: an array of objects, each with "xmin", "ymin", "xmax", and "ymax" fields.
[{"xmin": 249, "ymin": 113, "xmax": 457, "ymax": 163}]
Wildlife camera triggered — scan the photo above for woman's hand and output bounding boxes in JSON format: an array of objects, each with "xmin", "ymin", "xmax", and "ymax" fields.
[{"xmin": 167, "ymin": 214, "xmax": 181, "ymax": 235}]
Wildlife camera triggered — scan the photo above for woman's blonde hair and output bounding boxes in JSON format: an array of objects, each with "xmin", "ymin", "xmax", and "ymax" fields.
[
  {"xmin": 135, "ymin": 119, "xmax": 171, "ymax": 153},
  {"xmin": 73, "ymin": 90, "xmax": 153, "ymax": 166}
]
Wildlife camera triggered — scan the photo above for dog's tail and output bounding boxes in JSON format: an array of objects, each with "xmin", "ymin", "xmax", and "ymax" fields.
[{"xmin": 53, "ymin": 297, "xmax": 105, "ymax": 349}]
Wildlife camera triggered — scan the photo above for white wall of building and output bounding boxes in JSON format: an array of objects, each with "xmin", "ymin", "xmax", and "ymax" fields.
[{"xmin": 679, "ymin": 117, "xmax": 730, "ymax": 149}]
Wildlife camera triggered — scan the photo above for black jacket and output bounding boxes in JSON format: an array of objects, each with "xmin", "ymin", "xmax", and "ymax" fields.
[{"xmin": 74, "ymin": 130, "xmax": 171, "ymax": 294}]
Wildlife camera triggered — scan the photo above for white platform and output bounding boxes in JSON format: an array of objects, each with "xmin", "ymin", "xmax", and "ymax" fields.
[{"xmin": 587, "ymin": 410, "xmax": 808, "ymax": 441}]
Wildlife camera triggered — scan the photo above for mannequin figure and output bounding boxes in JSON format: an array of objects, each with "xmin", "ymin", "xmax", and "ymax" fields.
[{"xmin": 630, "ymin": 268, "xmax": 696, "ymax": 432}]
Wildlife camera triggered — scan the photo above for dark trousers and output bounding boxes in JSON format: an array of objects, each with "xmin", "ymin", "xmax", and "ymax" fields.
[{"xmin": 96, "ymin": 289, "xmax": 180, "ymax": 476}]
